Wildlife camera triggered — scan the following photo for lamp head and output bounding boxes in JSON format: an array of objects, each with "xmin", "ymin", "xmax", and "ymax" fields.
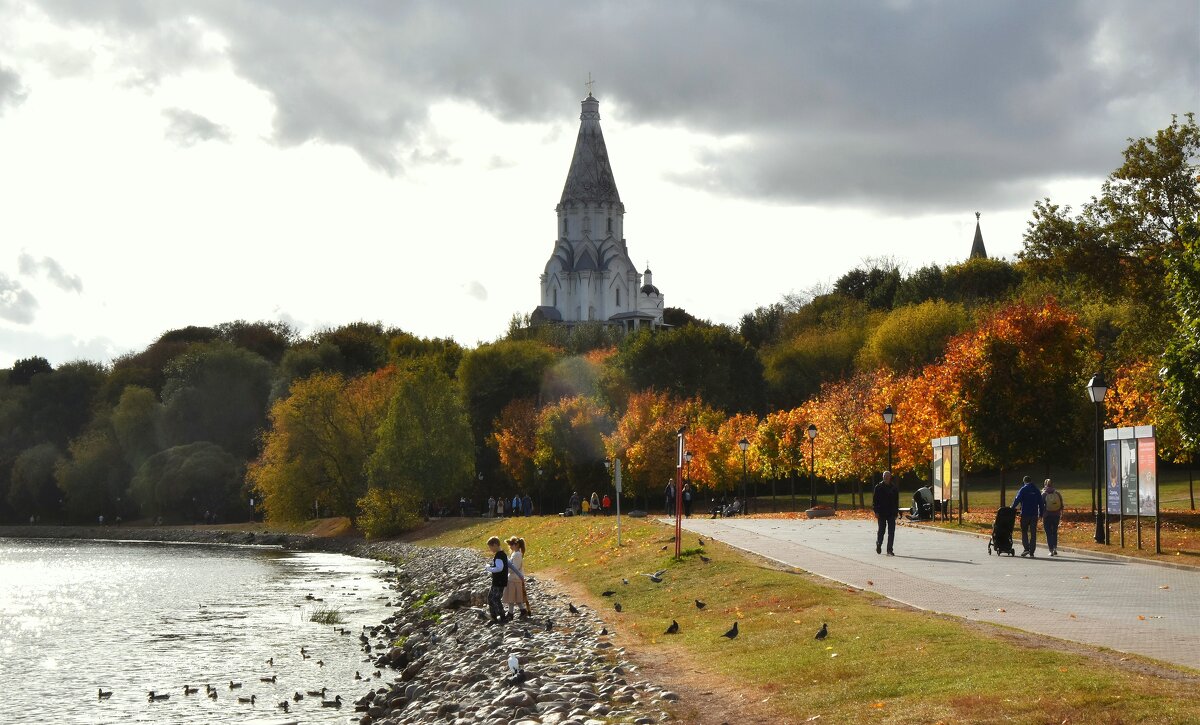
[
  {"xmin": 1085, "ymin": 372, "xmax": 1108, "ymax": 403},
  {"xmin": 738, "ymin": 437, "xmax": 749, "ymax": 453},
  {"xmin": 882, "ymin": 404, "xmax": 895, "ymax": 425},
  {"xmin": 807, "ymin": 424, "xmax": 818, "ymax": 440},
  {"xmin": 685, "ymin": 451, "xmax": 693, "ymax": 463}
]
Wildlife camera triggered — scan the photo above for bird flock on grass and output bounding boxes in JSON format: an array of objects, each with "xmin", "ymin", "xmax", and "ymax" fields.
[{"xmin": 572, "ymin": 534, "xmax": 832, "ymax": 646}]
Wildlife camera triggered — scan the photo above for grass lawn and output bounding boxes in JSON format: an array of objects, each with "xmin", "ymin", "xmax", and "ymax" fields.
[{"xmin": 411, "ymin": 515, "xmax": 1199, "ymax": 724}]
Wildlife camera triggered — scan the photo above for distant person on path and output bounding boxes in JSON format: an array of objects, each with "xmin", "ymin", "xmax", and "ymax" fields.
[
  {"xmin": 872, "ymin": 471, "xmax": 899, "ymax": 555},
  {"xmin": 1041, "ymin": 478, "xmax": 1063, "ymax": 557},
  {"xmin": 488, "ymin": 496, "xmax": 496, "ymax": 518},
  {"xmin": 522, "ymin": 493, "xmax": 533, "ymax": 517},
  {"xmin": 484, "ymin": 536, "xmax": 509, "ymax": 624},
  {"xmin": 496, "ymin": 498, "xmax": 505, "ymax": 518},
  {"xmin": 590, "ymin": 492, "xmax": 600, "ymax": 516},
  {"xmin": 512, "ymin": 494, "xmax": 522, "ymax": 517},
  {"xmin": 1012, "ymin": 475, "xmax": 1046, "ymax": 557},
  {"xmin": 665, "ymin": 481, "xmax": 676, "ymax": 516},
  {"xmin": 581, "ymin": 497, "xmax": 591, "ymax": 516},
  {"xmin": 683, "ymin": 483, "xmax": 694, "ymax": 518},
  {"xmin": 602, "ymin": 493, "xmax": 611, "ymax": 515},
  {"xmin": 569, "ymin": 492, "xmax": 580, "ymax": 515},
  {"xmin": 502, "ymin": 537, "xmax": 528, "ymax": 620},
  {"xmin": 460, "ymin": 497, "xmax": 467, "ymax": 517}
]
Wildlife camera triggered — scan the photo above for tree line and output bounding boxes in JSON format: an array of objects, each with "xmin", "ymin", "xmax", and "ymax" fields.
[{"xmin": 1, "ymin": 115, "xmax": 1195, "ymax": 534}]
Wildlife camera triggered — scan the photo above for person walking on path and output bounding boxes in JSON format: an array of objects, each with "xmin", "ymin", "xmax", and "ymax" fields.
[
  {"xmin": 484, "ymin": 536, "xmax": 509, "ymax": 624},
  {"xmin": 683, "ymin": 483, "xmax": 694, "ymax": 518},
  {"xmin": 872, "ymin": 471, "xmax": 899, "ymax": 555},
  {"xmin": 522, "ymin": 493, "xmax": 533, "ymax": 517},
  {"xmin": 569, "ymin": 491, "xmax": 580, "ymax": 516},
  {"xmin": 512, "ymin": 493, "xmax": 522, "ymax": 517},
  {"xmin": 1012, "ymin": 475, "xmax": 1046, "ymax": 557},
  {"xmin": 1041, "ymin": 478, "xmax": 1064, "ymax": 557},
  {"xmin": 665, "ymin": 480, "xmax": 676, "ymax": 517},
  {"xmin": 601, "ymin": 493, "xmax": 611, "ymax": 515},
  {"xmin": 590, "ymin": 492, "xmax": 600, "ymax": 516}
]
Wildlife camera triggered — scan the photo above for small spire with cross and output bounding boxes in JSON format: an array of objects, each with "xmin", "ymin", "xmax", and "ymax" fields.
[
  {"xmin": 976, "ymin": 211, "xmax": 981, "ymax": 221},
  {"xmin": 585, "ymin": 72, "xmax": 595, "ymax": 97}
]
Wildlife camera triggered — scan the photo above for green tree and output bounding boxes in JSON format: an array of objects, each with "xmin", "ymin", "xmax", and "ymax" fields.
[
  {"xmin": 216, "ymin": 320, "xmax": 294, "ymax": 364},
  {"xmin": 458, "ymin": 339, "xmax": 559, "ymax": 481},
  {"xmin": 21, "ymin": 361, "xmax": 107, "ymax": 448},
  {"xmin": 610, "ymin": 325, "xmax": 765, "ymax": 413},
  {"xmin": 763, "ymin": 324, "xmax": 871, "ymax": 410},
  {"xmin": 9, "ymin": 356, "xmax": 52, "ymax": 386},
  {"xmin": 368, "ymin": 363, "xmax": 474, "ymax": 510},
  {"xmin": 160, "ymin": 343, "xmax": 273, "ymax": 459},
  {"xmin": 56, "ymin": 426, "xmax": 129, "ymax": 522},
  {"xmin": 834, "ymin": 262, "xmax": 902, "ymax": 310},
  {"xmin": 6, "ymin": 443, "xmax": 62, "ymax": 519},
  {"xmin": 110, "ymin": 385, "xmax": 162, "ymax": 469},
  {"xmin": 942, "ymin": 258, "xmax": 1023, "ymax": 304},
  {"xmin": 858, "ymin": 300, "xmax": 970, "ymax": 373},
  {"xmin": 130, "ymin": 442, "xmax": 242, "ymax": 522},
  {"xmin": 1163, "ymin": 220, "xmax": 1200, "ymax": 448},
  {"xmin": 534, "ymin": 395, "xmax": 614, "ymax": 502},
  {"xmin": 894, "ymin": 264, "xmax": 946, "ymax": 306}
]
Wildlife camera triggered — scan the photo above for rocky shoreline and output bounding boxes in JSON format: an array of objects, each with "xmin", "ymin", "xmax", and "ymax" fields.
[{"xmin": 2, "ymin": 525, "xmax": 679, "ymax": 724}]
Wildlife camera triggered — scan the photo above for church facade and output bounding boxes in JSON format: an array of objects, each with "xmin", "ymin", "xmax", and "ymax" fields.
[{"xmin": 532, "ymin": 93, "xmax": 664, "ymax": 330}]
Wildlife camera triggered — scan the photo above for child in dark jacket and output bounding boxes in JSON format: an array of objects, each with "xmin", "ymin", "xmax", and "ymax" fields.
[{"xmin": 484, "ymin": 536, "xmax": 509, "ymax": 623}]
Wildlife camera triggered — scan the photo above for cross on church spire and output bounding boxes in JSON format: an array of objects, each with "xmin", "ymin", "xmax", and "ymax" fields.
[{"xmin": 585, "ymin": 72, "xmax": 595, "ymax": 97}]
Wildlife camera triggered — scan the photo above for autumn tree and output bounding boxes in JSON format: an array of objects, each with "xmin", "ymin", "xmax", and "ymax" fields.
[
  {"xmin": 490, "ymin": 398, "xmax": 539, "ymax": 492},
  {"xmin": 534, "ymin": 395, "xmax": 613, "ymax": 506},
  {"xmin": 248, "ymin": 369, "xmax": 396, "ymax": 523}
]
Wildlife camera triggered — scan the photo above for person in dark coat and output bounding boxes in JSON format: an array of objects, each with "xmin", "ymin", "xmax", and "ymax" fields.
[
  {"xmin": 872, "ymin": 471, "xmax": 900, "ymax": 555},
  {"xmin": 1012, "ymin": 475, "xmax": 1046, "ymax": 557}
]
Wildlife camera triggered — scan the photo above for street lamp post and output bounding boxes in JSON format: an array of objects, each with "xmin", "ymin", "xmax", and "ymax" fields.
[
  {"xmin": 807, "ymin": 424, "xmax": 818, "ymax": 508},
  {"xmin": 881, "ymin": 404, "xmax": 895, "ymax": 472},
  {"xmin": 738, "ymin": 438, "xmax": 750, "ymax": 514},
  {"xmin": 1087, "ymin": 373, "xmax": 1109, "ymax": 544}
]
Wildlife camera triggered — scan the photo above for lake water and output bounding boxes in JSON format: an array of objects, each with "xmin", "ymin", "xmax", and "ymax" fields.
[{"xmin": 0, "ymin": 537, "xmax": 393, "ymax": 724}]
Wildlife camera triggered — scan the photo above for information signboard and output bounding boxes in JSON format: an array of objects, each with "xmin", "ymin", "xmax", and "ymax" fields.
[
  {"xmin": 1105, "ymin": 436, "xmax": 1121, "ymax": 515},
  {"xmin": 1138, "ymin": 436, "xmax": 1157, "ymax": 517}
]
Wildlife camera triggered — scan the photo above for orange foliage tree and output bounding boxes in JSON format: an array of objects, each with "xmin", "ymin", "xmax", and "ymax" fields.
[
  {"xmin": 1107, "ymin": 357, "xmax": 1191, "ymax": 463},
  {"xmin": 489, "ymin": 398, "xmax": 539, "ymax": 489}
]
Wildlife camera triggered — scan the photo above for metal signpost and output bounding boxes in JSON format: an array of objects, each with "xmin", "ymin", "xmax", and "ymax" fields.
[
  {"xmin": 675, "ymin": 427, "xmax": 685, "ymax": 559},
  {"xmin": 614, "ymin": 458, "xmax": 623, "ymax": 547}
]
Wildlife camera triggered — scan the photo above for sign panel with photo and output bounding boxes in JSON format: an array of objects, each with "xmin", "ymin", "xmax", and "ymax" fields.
[
  {"xmin": 931, "ymin": 445, "xmax": 943, "ymax": 496},
  {"xmin": 1121, "ymin": 438, "xmax": 1138, "ymax": 516},
  {"xmin": 950, "ymin": 444, "xmax": 960, "ymax": 501},
  {"xmin": 1138, "ymin": 437, "xmax": 1157, "ymax": 516},
  {"xmin": 1105, "ymin": 439, "xmax": 1122, "ymax": 515}
]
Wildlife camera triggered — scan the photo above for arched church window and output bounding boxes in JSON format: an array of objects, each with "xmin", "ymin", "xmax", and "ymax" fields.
[
  {"xmin": 562, "ymin": 218, "xmax": 568, "ymax": 236},
  {"xmin": 583, "ymin": 216, "xmax": 591, "ymax": 233},
  {"xmin": 607, "ymin": 217, "xmax": 612, "ymax": 234},
  {"xmin": 616, "ymin": 288, "xmax": 621, "ymax": 307},
  {"xmin": 553, "ymin": 288, "xmax": 558, "ymax": 306}
]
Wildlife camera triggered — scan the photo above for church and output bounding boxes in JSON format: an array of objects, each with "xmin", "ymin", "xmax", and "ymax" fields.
[{"xmin": 531, "ymin": 92, "xmax": 665, "ymax": 330}]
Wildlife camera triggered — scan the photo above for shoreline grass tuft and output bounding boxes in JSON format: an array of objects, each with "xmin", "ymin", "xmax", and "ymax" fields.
[{"xmin": 309, "ymin": 606, "xmax": 345, "ymax": 625}]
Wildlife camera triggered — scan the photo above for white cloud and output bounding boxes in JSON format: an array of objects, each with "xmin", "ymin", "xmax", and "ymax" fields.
[
  {"xmin": 0, "ymin": 273, "xmax": 38, "ymax": 324},
  {"xmin": 18, "ymin": 252, "xmax": 83, "ymax": 293},
  {"xmin": 162, "ymin": 106, "xmax": 231, "ymax": 146}
]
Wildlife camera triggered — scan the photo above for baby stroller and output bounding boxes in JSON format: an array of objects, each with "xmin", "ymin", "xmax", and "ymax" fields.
[{"xmin": 988, "ymin": 506, "xmax": 1017, "ymax": 556}]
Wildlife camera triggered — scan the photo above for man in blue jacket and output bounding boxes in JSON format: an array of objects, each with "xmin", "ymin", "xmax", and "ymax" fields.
[{"xmin": 1012, "ymin": 475, "xmax": 1046, "ymax": 557}]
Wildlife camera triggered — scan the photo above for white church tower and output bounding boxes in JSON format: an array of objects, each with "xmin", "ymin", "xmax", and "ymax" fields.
[{"xmin": 532, "ymin": 91, "xmax": 664, "ymax": 330}]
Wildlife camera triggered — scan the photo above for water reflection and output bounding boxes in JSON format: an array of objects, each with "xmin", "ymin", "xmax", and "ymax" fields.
[{"xmin": 0, "ymin": 538, "xmax": 390, "ymax": 724}]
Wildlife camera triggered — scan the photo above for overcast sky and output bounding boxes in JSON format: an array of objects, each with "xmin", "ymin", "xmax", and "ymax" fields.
[{"xmin": 0, "ymin": 0, "xmax": 1196, "ymax": 367}]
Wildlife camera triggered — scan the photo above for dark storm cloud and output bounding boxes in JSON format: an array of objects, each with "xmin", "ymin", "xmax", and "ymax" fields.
[
  {"xmin": 162, "ymin": 107, "xmax": 232, "ymax": 147},
  {"xmin": 18, "ymin": 253, "xmax": 84, "ymax": 293},
  {"xmin": 0, "ymin": 273, "xmax": 38, "ymax": 324},
  {"xmin": 0, "ymin": 65, "xmax": 28, "ymax": 114},
  {"xmin": 27, "ymin": 0, "xmax": 1200, "ymax": 210}
]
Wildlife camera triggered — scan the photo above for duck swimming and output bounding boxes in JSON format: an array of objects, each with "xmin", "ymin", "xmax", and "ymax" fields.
[
  {"xmin": 237, "ymin": 694, "xmax": 256, "ymax": 705},
  {"xmin": 305, "ymin": 687, "xmax": 326, "ymax": 697},
  {"xmin": 183, "ymin": 685, "xmax": 199, "ymax": 695},
  {"xmin": 229, "ymin": 681, "xmax": 242, "ymax": 689},
  {"xmin": 148, "ymin": 691, "xmax": 170, "ymax": 702},
  {"xmin": 97, "ymin": 689, "xmax": 112, "ymax": 700},
  {"xmin": 320, "ymin": 694, "xmax": 343, "ymax": 708}
]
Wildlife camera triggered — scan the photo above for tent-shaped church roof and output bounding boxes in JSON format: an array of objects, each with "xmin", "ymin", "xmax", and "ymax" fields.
[
  {"xmin": 970, "ymin": 212, "xmax": 988, "ymax": 259},
  {"xmin": 559, "ymin": 94, "xmax": 622, "ymax": 206}
]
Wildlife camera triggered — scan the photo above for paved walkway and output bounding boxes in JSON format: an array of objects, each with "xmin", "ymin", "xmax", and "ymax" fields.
[{"xmin": 671, "ymin": 517, "xmax": 1200, "ymax": 670}]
